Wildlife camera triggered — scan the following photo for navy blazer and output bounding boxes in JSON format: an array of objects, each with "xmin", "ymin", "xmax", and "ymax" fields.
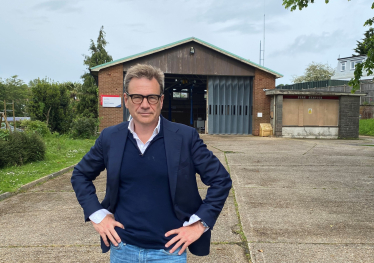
[{"xmin": 71, "ymin": 116, "xmax": 232, "ymax": 256}]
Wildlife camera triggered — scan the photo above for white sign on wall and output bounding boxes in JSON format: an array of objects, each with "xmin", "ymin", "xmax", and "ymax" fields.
[{"xmin": 101, "ymin": 95, "xmax": 121, "ymax": 108}]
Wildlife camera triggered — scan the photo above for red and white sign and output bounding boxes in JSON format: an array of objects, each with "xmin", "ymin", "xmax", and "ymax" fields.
[{"xmin": 100, "ymin": 95, "xmax": 121, "ymax": 108}]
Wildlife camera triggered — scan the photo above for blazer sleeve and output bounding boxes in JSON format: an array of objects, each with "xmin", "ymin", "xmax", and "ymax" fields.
[
  {"xmin": 71, "ymin": 130, "xmax": 106, "ymax": 222},
  {"xmin": 190, "ymin": 129, "xmax": 232, "ymax": 229}
]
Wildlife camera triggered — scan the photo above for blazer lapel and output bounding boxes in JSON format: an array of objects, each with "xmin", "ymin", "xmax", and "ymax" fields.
[
  {"xmin": 162, "ymin": 117, "xmax": 182, "ymax": 205},
  {"xmin": 107, "ymin": 123, "xmax": 129, "ymax": 211}
]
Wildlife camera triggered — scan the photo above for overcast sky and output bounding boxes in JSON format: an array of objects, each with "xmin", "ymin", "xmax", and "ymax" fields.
[{"xmin": 0, "ymin": 0, "xmax": 372, "ymax": 85}]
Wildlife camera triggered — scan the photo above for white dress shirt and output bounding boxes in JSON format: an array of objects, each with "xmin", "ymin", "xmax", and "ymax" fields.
[{"xmin": 89, "ymin": 117, "xmax": 209, "ymax": 231}]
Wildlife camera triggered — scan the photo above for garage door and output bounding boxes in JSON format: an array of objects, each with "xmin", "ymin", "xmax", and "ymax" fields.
[{"xmin": 208, "ymin": 76, "xmax": 252, "ymax": 134}]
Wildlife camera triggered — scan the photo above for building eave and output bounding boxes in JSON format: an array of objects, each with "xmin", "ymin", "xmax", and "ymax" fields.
[{"xmin": 90, "ymin": 37, "xmax": 283, "ymax": 78}]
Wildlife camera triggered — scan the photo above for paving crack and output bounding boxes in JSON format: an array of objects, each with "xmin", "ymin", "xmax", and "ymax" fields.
[
  {"xmin": 222, "ymin": 151, "xmax": 252, "ymax": 263},
  {"xmin": 302, "ymin": 143, "xmax": 317, "ymax": 155}
]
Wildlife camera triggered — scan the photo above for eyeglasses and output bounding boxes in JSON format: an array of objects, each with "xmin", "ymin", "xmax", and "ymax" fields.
[{"xmin": 126, "ymin": 93, "xmax": 162, "ymax": 105}]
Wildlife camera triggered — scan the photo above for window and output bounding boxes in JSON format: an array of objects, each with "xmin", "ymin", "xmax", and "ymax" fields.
[
  {"xmin": 341, "ymin": 62, "xmax": 346, "ymax": 71},
  {"xmin": 351, "ymin": 61, "xmax": 355, "ymax": 70},
  {"xmin": 173, "ymin": 92, "xmax": 189, "ymax": 99}
]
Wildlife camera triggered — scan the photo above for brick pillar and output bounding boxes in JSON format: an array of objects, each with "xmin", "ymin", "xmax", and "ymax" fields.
[
  {"xmin": 338, "ymin": 96, "xmax": 360, "ymax": 139},
  {"xmin": 252, "ymin": 69, "xmax": 276, "ymax": 135},
  {"xmin": 98, "ymin": 64, "xmax": 124, "ymax": 131},
  {"xmin": 274, "ymin": 95, "xmax": 283, "ymax": 137}
]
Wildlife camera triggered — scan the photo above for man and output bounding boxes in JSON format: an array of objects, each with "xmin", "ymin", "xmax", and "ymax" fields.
[{"xmin": 71, "ymin": 64, "xmax": 232, "ymax": 262}]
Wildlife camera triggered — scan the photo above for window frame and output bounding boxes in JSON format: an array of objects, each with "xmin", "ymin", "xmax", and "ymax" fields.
[
  {"xmin": 341, "ymin": 62, "xmax": 346, "ymax": 71},
  {"xmin": 350, "ymin": 61, "xmax": 355, "ymax": 70}
]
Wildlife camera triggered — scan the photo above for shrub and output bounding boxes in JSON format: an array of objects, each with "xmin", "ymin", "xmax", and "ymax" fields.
[
  {"xmin": 359, "ymin": 119, "xmax": 374, "ymax": 136},
  {"xmin": 0, "ymin": 132, "xmax": 46, "ymax": 168},
  {"xmin": 20, "ymin": 120, "xmax": 51, "ymax": 137},
  {"xmin": 70, "ymin": 117, "xmax": 98, "ymax": 139},
  {"xmin": 0, "ymin": 129, "xmax": 10, "ymax": 140}
]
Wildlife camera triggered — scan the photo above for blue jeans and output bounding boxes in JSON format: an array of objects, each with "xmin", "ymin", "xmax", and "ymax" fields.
[{"xmin": 110, "ymin": 242, "xmax": 187, "ymax": 263}]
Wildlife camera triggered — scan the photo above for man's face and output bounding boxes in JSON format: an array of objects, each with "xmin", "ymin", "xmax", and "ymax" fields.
[{"xmin": 124, "ymin": 77, "xmax": 164, "ymax": 128}]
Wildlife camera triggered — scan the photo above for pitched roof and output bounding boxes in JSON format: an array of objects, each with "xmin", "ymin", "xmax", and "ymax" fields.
[{"xmin": 90, "ymin": 37, "xmax": 283, "ymax": 78}]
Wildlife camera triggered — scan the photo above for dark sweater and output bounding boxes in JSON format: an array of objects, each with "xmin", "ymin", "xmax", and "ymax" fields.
[{"xmin": 114, "ymin": 126, "xmax": 183, "ymax": 249}]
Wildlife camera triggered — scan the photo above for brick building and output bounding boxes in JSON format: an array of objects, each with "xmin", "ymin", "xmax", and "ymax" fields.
[
  {"xmin": 266, "ymin": 90, "xmax": 365, "ymax": 139},
  {"xmin": 90, "ymin": 37, "xmax": 282, "ymax": 135}
]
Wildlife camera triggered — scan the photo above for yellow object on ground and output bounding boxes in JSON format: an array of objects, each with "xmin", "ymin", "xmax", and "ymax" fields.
[{"xmin": 259, "ymin": 123, "xmax": 273, "ymax": 137}]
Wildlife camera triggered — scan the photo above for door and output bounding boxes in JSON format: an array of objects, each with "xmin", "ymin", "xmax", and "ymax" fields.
[{"xmin": 208, "ymin": 76, "xmax": 252, "ymax": 134}]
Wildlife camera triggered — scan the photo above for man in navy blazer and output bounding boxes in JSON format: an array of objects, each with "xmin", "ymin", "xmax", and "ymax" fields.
[{"xmin": 71, "ymin": 64, "xmax": 232, "ymax": 262}]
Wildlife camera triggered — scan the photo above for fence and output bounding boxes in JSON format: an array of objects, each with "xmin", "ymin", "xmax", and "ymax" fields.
[
  {"xmin": 360, "ymin": 105, "xmax": 374, "ymax": 119},
  {"xmin": 277, "ymin": 80, "xmax": 374, "ymax": 106},
  {"xmin": 277, "ymin": 80, "xmax": 350, "ymax": 90}
]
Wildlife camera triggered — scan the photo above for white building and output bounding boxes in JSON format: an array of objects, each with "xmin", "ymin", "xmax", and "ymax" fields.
[{"xmin": 331, "ymin": 55, "xmax": 372, "ymax": 80}]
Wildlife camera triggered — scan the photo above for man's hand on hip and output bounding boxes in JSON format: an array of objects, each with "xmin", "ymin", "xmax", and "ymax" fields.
[
  {"xmin": 165, "ymin": 221, "xmax": 205, "ymax": 255},
  {"xmin": 91, "ymin": 214, "xmax": 124, "ymax": 247}
]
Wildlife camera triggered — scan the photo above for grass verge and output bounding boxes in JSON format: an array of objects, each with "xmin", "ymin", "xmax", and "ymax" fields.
[
  {"xmin": 0, "ymin": 135, "xmax": 96, "ymax": 194},
  {"xmin": 210, "ymin": 144, "xmax": 252, "ymax": 262},
  {"xmin": 359, "ymin": 119, "xmax": 374, "ymax": 136}
]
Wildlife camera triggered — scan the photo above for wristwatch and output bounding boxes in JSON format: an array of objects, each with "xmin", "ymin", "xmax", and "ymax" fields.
[{"xmin": 200, "ymin": 220, "xmax": 209, "ymax": 229}]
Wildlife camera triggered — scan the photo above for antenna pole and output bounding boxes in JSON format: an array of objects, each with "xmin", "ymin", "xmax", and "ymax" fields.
[
  {"xmin": 259, "ymin": 41, "xmax": 261, "ymax": 65},
  {"xmin": 262, "ymin": 0, "xmax": 265, "ymax": 66}
]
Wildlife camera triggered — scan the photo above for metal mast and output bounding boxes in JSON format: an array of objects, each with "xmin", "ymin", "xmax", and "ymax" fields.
[
  {"xmin": 259, "ymin": 0, "xmax": 266, "ymax": 66},
  {"xmin": 263, "ymin": 12, "xmax": 265, "ymax": 66}
]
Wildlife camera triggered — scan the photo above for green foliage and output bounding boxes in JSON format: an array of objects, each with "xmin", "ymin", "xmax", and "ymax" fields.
[
  {"xmin": 0, "ymin": 76, "xmax": 31, "ymax": 116},
  {"xmin": 77, "ymin": 73, "xmax": 99, "ymax": 118},
  {"xmin": 70, "ymin": 117, "xmax": 99, "ymax": 139},
  {"xmin": 20, "ymin": 120, "xmax": 51, "ymax": 137},
  {"xmin": 354, "ymin": 28, "xmax": 374, "ymax": 55},
  {"xmin": 77, "ymin": 26, "xmax": 113, "ymax": 118},
  {"xmin": 292, "ymin": 62, "xmax": 335, "ymax": 83},
  {"xmin": 0, "ymin": 136, "xmax": 96, "ymax": 193},
  {"xmin": 0, "ymin": 129, "xmax": 10, "ymax": 140},
  {"xmin": 282, "ymin": 0, "xmax": 372, "ymax": 93},
  {"xmin": 349, "ymin": 39, "xmax": 374, "ymax": 93},
  {"xmin": 359, "ymin": 119, "xmax": 374, "ymax": 136},
  {"xmin": 0, "ymin": 132, "xmax": 46, "ymax": 168},
  {"xmin": 282, "ymin": 0, "xmax": 332, "ymax": 11},
  {"xmin": 83, "ymin": 26, "xmax": 113, "ymax": 69},
  {"xmin": 27, "ymin": 78, "xmax": 73, "ymax": 134}
]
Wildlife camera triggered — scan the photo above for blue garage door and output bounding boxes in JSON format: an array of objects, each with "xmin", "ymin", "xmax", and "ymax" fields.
[{"xmin": 208, "ymin": 76, "xmax": 252, "ymax": 134}]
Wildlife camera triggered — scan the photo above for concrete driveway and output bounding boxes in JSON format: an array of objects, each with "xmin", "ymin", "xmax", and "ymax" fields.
[{"xmin": 0, "ymin": 135, "xmax": 373, "ymax": 262}]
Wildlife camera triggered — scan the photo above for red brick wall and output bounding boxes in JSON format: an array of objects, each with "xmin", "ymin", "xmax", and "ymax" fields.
[
  {"xmin": 252, "ymin": 69, "xmax": 276, "ymax": 135},
  {"xmin": 98, "ymin": 64, "xmax": 124, "ymax": 131},
  {"xmin": 97, "ymin": 64, "xmax": 276, "ymax": 135}
]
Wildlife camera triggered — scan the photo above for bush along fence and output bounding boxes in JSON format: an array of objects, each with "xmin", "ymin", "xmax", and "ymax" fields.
[{"xmin": 0, "ymin": 132, "xmax": 46, "ymax": 168}]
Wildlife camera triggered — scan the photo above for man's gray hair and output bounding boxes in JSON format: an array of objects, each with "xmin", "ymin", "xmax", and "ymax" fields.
[{"xmin": 124, "ymin": 64, "xmax": 165, "ymax": 94}]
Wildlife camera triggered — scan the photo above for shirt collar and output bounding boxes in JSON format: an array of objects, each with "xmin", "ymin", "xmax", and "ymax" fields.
[{"xmin": 128, "ymin": 116, "xmax": 161, "ymax": 137}]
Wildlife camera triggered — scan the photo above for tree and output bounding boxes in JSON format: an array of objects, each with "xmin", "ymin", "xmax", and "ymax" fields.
[
  {"xmin": 354, "ymin": 27, "xmax": 374, "ymax": 55},
  {"xmin": 0, "ymin": 76, "xmax": 31, "ymax": 116},
  {"xmin": 28, "ymin": 79, "xmax": 73, "ymax": 134},
  {"xmin": 292, "ymin": 62, "xmax": 335, "ymax": 83},
  {"xmin": 77, "ymin": 26, "xmax": 113, "ymax": 118},
  {"xmin": 282, "ymin": 0, "xmax": 374, "ymax": 92}
]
